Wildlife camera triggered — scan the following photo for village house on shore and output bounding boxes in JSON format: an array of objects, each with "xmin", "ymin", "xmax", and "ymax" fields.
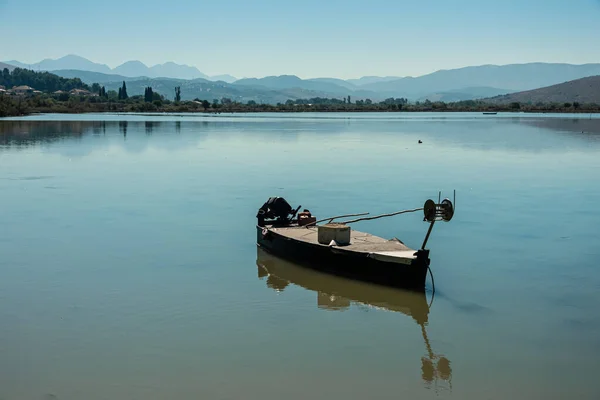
[{"xmin": 0, "ymin": 85, "xmax": 97, "ymax": 97}]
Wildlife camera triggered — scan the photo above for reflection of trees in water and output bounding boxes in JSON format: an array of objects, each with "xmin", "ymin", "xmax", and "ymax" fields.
[
  {"xmin": 92, "ymin": 123, "xmax": 103, "ymax": 135},
  {"xmin": 0, "ymin": 117, "xmax": 355, "ymax": 149},
  {"xmin": 119, "ymin": 121, "xmax": 128, "ymax": 138},
  {"xmin": 0, "ymin": 120, "xmax": 217, "ymax": 155},
  {"xmin": 145, "ymin": 121, "xmax": 162, "ymax": 135},
  {"xmin": 522, "ymin": 117, "xmax": 600, "ymax": 138},
  {"xmin": 5, "ymin": 116, "xmax": 597, "ymax": 149},
  {"xmin": 0, "ymin": 120, "xmax": 89, "ymax": 146},
  {"xmin": 0, "ymin": 120, "xmax": 173, "ymax": 147}
]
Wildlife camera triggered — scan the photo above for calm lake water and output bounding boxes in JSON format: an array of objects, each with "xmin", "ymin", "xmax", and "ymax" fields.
[{"xmin": 1, "ymin": 112, "xmax": 599, "ymax": 400}]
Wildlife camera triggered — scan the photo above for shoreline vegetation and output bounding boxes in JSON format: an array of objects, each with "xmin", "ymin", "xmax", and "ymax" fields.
[{"xmin": 2, "ymin": 68, "xmax": 599, "ymax": 118}]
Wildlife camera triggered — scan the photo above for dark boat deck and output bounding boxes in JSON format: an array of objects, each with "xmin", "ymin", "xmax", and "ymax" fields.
[{"xmin": 266, "ymin": 226, "xmax": 419, "ymax": 265}]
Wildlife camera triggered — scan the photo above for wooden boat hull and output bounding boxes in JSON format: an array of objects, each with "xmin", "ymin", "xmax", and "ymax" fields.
[{"xmin": 256, "ymin": 225, "xmax": 429, "ymax": 290}]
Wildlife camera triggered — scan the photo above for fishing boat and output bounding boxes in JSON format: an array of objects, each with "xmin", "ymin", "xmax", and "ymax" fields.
[
  {"xmin": 256, "ymin": 247, "xmax": 453, "ymax": 390},
  {"xmin": 482, "ymin": 112, "xmax": 498, "ymax": 115},
  {"xmin": 255, "ymin": 193, "xmax": 455, "ymax": 290}
]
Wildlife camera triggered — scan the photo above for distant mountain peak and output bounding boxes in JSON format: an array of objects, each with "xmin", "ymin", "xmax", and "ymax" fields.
[
  {"xmin": 61, "ymin": 54, "xmax": 94, "ymax": 61},
  {"xmin": 109, "ymin": 60, "xmax": 209, "ymax": 80},
  {"xmin": 482, "ymin": 75, "xmax": 600, "ymax": 104},
  {"xmin": 113, "ymin": 61, "xmax": 151, "ymax": 78},
  {"xmin": 210, "ymin": 74, "xmax": 237, "ymax": 83},
  {"xmin": 0, "ymin": 62, "xmax": 16, "ymax": 71},
  {"xmin": 243, "ymin": 74, "xmax": 302, "ymax": 81},
  {"xmin": 2, "ymin": 54, "xmax": 215, "ymax": 81},
  {"xmin": 347, "ymin": 76, "xmax": 403, "ymax": 86},
  {"xmin": 278, "ymin": 74, "xmax": 301, "ymax": 79},
  {"xmin": 4, "ymin": 55, "xmax": 112, "ymax": 74},
  {"xmin": 160, "ymin": 61, "xmax": 188, "ymax": 67},
  {"xmin": 119, "ymin": 60, "xmax": 148, "ymax": 66},
  {"xmin": 148, "ymin": 62, "xmax": 208, "ymax": 80}
]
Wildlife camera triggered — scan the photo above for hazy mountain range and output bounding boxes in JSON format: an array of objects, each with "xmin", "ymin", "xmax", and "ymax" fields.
[
  {"xmin": 3, "ymin": 55, "xmax": 600, "ymax": 104},
  {"xmin": 483, "ymin": 75, "xmax": 600, "ymax": 105},
  {"xmin": 358, "ymin": 63, "xmax": 600, "ymax": 94},
  {"xmin": 3, "ymin": 54, "xmax": 237, "ymax": 83},
  {"xmin": 0, "ymin": 62, "xmax": 15, "ymax": 72},
  {"xmin": 347, "ymin": 76, "xmax": 402, "ymax": 86}
]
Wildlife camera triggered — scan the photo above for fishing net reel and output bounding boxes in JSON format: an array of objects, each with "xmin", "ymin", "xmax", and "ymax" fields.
[
  {"xmin": 420, "ymin": 191, "xmax": 455, "ymax": 250},
  {"xmin": 423, "ymin": 198, "xmax": 454, "ymax": 222}
]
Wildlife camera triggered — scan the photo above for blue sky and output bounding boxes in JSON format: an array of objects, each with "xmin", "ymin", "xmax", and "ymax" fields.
[{"xmin": 1, "ymin": 0, "xmax": 599, "ymax": 79}]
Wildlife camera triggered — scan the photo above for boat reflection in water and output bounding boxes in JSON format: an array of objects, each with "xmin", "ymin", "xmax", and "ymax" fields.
[{"xmin": 256, "ymin": 247, "xmax": 452, "ymax": 391}]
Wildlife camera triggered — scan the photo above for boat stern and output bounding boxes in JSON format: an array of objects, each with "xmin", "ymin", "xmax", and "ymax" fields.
[{"xmin": 415, "ymin": 249, "xmax": 430, "ymax": 266}]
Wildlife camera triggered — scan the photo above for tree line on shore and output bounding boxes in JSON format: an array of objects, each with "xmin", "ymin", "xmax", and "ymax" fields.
[
  {"xmin": 1, "ymin": 67, "xmax": 89, "ymax": 93},
  {"xmin": 1, "ymin": 68, "xmax": 599, "ymax": 117},
  {"xmin": 4, "ymin": 95, "xmax": 599, "ymax": 118}
]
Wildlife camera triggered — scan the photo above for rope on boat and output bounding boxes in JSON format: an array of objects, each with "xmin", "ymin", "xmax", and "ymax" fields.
[
  {"xmin": 305, "ymin": 212, "xmax": 370, "ymax": 227},
  {"xmin": 339, "ymin": 207, "xmax": 424, "ymax": 224},
  {"xmin": 303, "ymin": 204, "xmax": 436, "ymax": 301},
  {"xmin": 427, "ymin": 265, "xmax": 436, "ymax": 306}
]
